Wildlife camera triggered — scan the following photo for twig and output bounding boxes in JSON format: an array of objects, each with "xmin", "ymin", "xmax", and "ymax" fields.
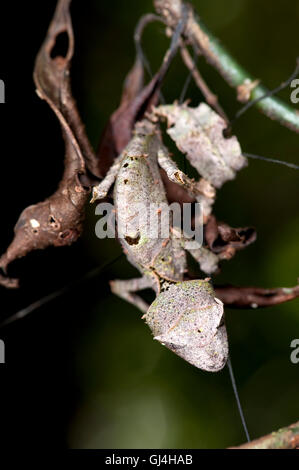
[
  {"xmin": 244, "ymin": 152, "xmax": 299, "ymax": 171},
  {"xmin": 230, "ymin": 420, "xmax": 299, "ymax": 449},
  {"xmin": 97, "ymin": 10, "xmax": 187, "ymax": 176},
  {"xmin": 231, "ymin": 58, "xmax": 299, "ymax": 126},
  {"xmin": 227, "ymin": 356, "xmax": 250, "ymax": 442},
  {"xmin": 179, "ymin": 45, "xmax": 198, "ymax": 103},
  {"xmin": 154, "ymin": 0, "xmax": 299, "ymax": 133},
  {"xmin": 180, "ymin": 46, "xmax": 228, "ymax": 122},
  {"xmin": 134, "ymin": 13, "xmax": 163, "ymax": 81},
  {"xmin": 215, "ymin": 283, "xmax": 299, "ymax": 308},
  {"xmin": 0, "ymin": 254, "xmax": 123, "ymax": 327}
]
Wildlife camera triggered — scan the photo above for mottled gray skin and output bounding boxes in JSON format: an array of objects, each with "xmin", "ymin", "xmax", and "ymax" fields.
[
  {"xmin": 92, "ymin": 119, "xmax": 228, "ymax": 372},
  {"xmin": 114, "ymin": 123, "xmax": 186, "ymax": 285}
]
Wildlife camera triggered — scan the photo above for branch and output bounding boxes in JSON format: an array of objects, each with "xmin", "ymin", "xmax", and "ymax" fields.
[
  {"xmin": 215, "ymin": 282, "xmax": 299, "ymax": 309},
  {"xmin": 180, "ymin": 46, "xmax": 228, "ymax": 122},
  {"xmin": 154, "ymin": 0, "xmax": 299, "ymax": 133},
  {"xmin": 230, "ymin": 420, "xmax": 299, "ymax": 449}
]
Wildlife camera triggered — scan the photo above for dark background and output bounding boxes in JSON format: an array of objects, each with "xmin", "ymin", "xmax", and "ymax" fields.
[{"xmin": 0, "ymin": 0, "xmax": 298, "ymax": 449}]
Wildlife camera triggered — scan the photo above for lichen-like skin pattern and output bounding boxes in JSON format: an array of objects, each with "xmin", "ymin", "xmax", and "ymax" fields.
[
  {"xmin": 154, "ymin": 103, "xmax": 247, "ymax": 188},
  {"xmin": 145, "ymin": 280, "xmax": 228, "ymax": 371},
  {"xmin": 114, "ymin": 120, "xmax": 187, "ymax": 284}
]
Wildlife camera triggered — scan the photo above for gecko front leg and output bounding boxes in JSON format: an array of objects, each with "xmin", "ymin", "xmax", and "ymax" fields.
[
  {"xmin": 157, "ymin": 146, "xmax": 215, "ymax": 217},
  {"xmin": 157, "ymin": 146, "xmax": 199, "ymax": 195},
  {"xmin": 110, "ymin": 275, "xmax": 155, "ymax": 314},
  {"xmin": 91, "ymin": 153, "xmax": 124, "ymax": 202}
]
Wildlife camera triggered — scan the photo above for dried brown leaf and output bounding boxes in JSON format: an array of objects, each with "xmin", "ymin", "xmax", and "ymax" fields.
[
  {"xmin": 215, "ymin": 282, "xmax": 299, "ymax": 308},
  {"xmin": 97, "ymin": 59, "xmax": 163, "ymax": 176},
  {"xmin": 153, "ymin": 102, "xmax": 247, "ymax": 188},
  {"xmin": 205, "ymin": 215, "xmax": 256, "ymax": 259},
  {"xmin": 97, "ymin": 12, "xmax": 185, "ymax": 177},
  {"xmin": 0, "ymin": 0, "xmax": 97, "ymax": 287}
]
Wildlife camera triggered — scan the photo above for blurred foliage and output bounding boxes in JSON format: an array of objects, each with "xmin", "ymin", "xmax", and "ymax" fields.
[{"xmin": 66, "ymin": 0, "xmax": 299, "ymax": 448}]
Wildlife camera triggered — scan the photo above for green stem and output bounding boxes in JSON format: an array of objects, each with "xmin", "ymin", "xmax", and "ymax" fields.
[{"xmin": 199, "ymin": 21, "xmax": 299, "ymax": 132}]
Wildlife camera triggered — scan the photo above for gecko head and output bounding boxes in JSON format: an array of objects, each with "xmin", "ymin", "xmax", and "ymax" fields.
[{"xmin": 143, "ymin": 279, "xmax": 228, "ymax": 372}]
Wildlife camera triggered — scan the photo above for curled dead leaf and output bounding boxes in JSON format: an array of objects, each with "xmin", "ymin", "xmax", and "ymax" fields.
[
  {"xmin": 215, "ymin": 282, "xmax": 299, "ymax": 308},
  {"xmin": 0, "ymin": 0, "xmax": 98, "ymax": 287},
  {"xmin": 97, "ymin": 11, "xmax": 187, "ymax": 179},
  {"xmin": 205, "ymin": 215, "xmax": 256, "ymax": 259}
]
